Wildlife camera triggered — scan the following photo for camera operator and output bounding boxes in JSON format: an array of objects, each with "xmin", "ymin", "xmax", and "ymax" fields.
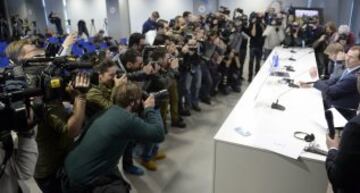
[
  {"xmin": 262, "ymin": 13, "xmax": 285, "ymax": 59},
  {"xmin": 247, "ymin": 12, "xmax": 265, "ymax": 82},
  {"xmin": 5, "ymin": 33, "xmax": 77, "ymax": 64},
  {"xmin": 34, "ymin": 73, "xmax": 90, "ymax": 193},
  {"xmin": 0, "ymin": 110, "xmax": 38, "ymax": 193},
  {"xmin": 61, "ymin": 81, "xmax": 165, "ymax": 193}
]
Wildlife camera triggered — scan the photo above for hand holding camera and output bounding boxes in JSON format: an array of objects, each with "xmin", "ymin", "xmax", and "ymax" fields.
[
  {"xmin": 143, "ymin": 94, "xmax": 155, "ymax": 109},
  {"xmin": 114, "ymin": 74, "xmax": 127, "ymax": 87},
  {"xmin": 69, "ymin": 73, "xmax": 91, "ymax": 95}
]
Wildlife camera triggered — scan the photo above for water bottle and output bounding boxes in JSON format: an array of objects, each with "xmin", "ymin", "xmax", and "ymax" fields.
[
  {"xmin": 271, "ymin": 52, "xmax": 279, "ymax": 72},
  {"xmin": 302, "ymin": 40, "xmax": 305, "ymax": 48}
]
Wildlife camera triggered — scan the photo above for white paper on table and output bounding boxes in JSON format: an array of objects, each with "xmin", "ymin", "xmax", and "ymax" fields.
[
  {"xmin": 329, "ymin": 107, "xmax": 348, "ymax": 128},
  {"xmin": 255, "ymin": 133, "xmax": 306, "ymax": 159}
]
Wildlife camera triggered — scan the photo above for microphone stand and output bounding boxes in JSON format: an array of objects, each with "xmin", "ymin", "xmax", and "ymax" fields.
[{"xmin": 271, "ymin": 87, "xmax": 295, "ymax": 111}]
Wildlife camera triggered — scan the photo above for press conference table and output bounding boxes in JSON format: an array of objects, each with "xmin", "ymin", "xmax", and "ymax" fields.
[{"xmin": 213, "ymin": 47, "xmax": 347, "ymax": 193}]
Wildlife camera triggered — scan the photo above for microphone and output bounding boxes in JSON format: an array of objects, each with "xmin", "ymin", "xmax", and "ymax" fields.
[
  {"xmin": 288, "ymin": 50, "xmax": 314, "ymax": 61},
  {"xmin": 271, "ymin": 88, "xmax": 295, "ymax": 111},
  {"xmin": 325, "ymin": 109, "xmax": 335, "ymax": 139}
]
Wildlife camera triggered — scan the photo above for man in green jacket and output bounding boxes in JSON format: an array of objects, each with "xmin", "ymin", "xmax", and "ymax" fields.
[{"xmin": 62, "ymin": 81, "xmax": 165, "ymax": 193}]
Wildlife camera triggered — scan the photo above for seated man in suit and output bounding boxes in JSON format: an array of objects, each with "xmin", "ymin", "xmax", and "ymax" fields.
[
  {"xmin": 326, "ymin": 75, "xmax": 360, "ymax": 193},
  {"xmin": 301, "ymin": 46, "xmax": 360, "ymax": 120}
]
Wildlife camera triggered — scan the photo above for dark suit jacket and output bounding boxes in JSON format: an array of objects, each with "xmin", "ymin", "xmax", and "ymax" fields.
[
  {"xmin": 314, "ymin": 67, "xmax": 360, "ymax": 120},
  {"xmin": 326, "ymin": 114, "xmax": 360, "ymax": 193}
]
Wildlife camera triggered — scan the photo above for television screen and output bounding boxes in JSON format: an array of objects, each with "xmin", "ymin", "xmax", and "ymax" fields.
[{"xmin": 295, "ymin": 9, "xmax": 319, "ymax": 18}]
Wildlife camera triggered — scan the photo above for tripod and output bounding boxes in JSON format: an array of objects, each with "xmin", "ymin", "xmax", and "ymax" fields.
[
  {"xmin": 103, "ymin": 18, "xmax": 108, "ymax": 36},
  {"xmin": 90, "ymin": 19, "xmax": 96, "ymax": 36}
]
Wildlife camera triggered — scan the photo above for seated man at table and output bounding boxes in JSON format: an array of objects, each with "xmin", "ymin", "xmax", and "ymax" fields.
[
  {"xmin": 326, "ymin": 75, "xmax": 360, "ymax": 193},
  {"xmin": 61, "ymin": 81, "xmax": 165, "ymax": 193},
  {"xmin": 300, "ymin": 46, "xmax": 360, "ymax": 120}
]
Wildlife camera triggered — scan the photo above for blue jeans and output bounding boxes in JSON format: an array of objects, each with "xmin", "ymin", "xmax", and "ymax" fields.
[
  {"xmin": 141, "ymin": 143, "xmax": 159, "ymax": 161},
  {"xmin": 180, "ymin": 64, "xmax": 202, "ymax": 108}
]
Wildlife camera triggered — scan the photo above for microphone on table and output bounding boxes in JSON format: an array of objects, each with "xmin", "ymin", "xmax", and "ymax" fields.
[
  {"xmin": 271, "ymin": 88, "xmax": 296, "ymax": 111},
  {"xmin": 325, "ymin": 109, "xmax": 336, "ymax": 139},
  {"xmin": 289, "ymin": 50, "xmax": 314, "ymax": 61}
]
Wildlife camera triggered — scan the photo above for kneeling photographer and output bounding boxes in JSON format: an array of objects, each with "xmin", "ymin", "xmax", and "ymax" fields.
[
  {"xmin": 86, "ymin": 58, "xmax": 145, "ymax": 176},
  {"xmin": 34, "ymin": 73, "xmax": 90, "ymax": 193},
  {"xmin": 61, "ymin": 81, "xmax": 165, "ymax": 193}
]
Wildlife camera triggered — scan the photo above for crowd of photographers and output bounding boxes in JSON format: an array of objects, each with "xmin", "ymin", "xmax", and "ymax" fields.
[{"xmin": 0, "ymin": 4, "xmax": 359, "ymax": 193}]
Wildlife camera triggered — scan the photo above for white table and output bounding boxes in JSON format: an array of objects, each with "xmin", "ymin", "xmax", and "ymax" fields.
[{"xmin": 213, "ymin": 47, "xmax": 347, "ymax": 193}]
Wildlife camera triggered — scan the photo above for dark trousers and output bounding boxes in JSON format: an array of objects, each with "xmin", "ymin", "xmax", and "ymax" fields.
[
  {"xmin": 200, "ymin": 61, "xmax": 214, "ymax": 99},
  {"xmin": 248, "ymin": 47, "xmax": 263, "ymax": 81},
  {"xmin": 35, "ymin": 173, "xmax": 62, "ymax": 193},
  {"xmin": 122, "ymin": 141, "xmax": 135, "ymax": 169},
  {"xmin": 61, "ymin": 169, "xmax": 130, "ymax": 193}
]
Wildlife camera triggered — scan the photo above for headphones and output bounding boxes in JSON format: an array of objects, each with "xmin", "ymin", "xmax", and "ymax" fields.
[{"xmin": 294, "ymin": 131, "xmax": 315, "ymax": 142}]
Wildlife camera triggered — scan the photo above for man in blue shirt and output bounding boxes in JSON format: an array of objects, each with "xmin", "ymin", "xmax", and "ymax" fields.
[{"xmin": 142, "ymin": 11, "xmax": 160, "ymax": 34}]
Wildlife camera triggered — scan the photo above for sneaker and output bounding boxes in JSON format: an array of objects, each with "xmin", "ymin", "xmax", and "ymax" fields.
[
  {"xmin": 141, "ymin": 160, "xmax": 158, "ymax": 171},
  {"xmin": 153, "ymin": 151, "xmax": 166, "ymax": 160},
  {"xmin": 124, "ymin": 165, "xmax": 144, "ymax": 176},
  {"xmin": 192, "ymin": 104, "xmax": 202, "ymax": 112},
  {"xmin": 171, "ymin": 120, "xmax": 186, "ymax": 128},
  {"xmin": 201, "ymin": 97, "xmax": 212, "ymax": 105},
  {"xmin": 180, "ymin": 109, "xmax": 191, "ymax": 116}
]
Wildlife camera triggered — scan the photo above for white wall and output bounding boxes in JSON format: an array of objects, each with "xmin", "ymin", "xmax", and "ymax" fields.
[
  {"xmin": 219, "ymin": 0, "xmax": 274, "ymax": 15},
  {"xmin": 128, "ymin": 0, "xmax": 194, "ymax": 33},
  {"xmin": 66, "ymin": 0, "xmax": 107, "ymax": 35}
]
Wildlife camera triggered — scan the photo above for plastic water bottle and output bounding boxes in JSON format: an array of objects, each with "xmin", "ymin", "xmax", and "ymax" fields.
[
  {"xmin": 302, "ymin": 40, "xmax": 305, "ymax": 48},
  {"xmin": 271, "ymin": 52, "xmax": 279, "ymax": 72}
]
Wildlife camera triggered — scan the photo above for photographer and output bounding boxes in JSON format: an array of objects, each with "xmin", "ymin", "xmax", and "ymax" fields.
[
  {"xmin": 61, "ymin": 81, "xmax": 165, "ymax": 193},
  {"xmin": 0, "ymin": 111, "xmax": 38, "ymax": 193},
  {"xmin": 87, "ymin": 58, "xmax": 146, "ymax": 176},
  {"xmin": 34, "ymin": 73, "xmax": 90, "ymax": 193},
  {"xmin": 247, "ymin": 12, "xmax": 265, "ymax": 82},
  {"xmin": 129, "ymin": 33, "xmax": 146, "ymax": 53},
  {"xmin": 301, "ymin": 16, "xmax": 322, "ymax": 46},
  {"xmin": 262, "ymin": 14, "xmax": 285, "ymax": 59},
  {"xmin": 284, "ymin": 21, "xmax": 303, "ymax": 47},
  {"xmin": 336, "ymin": 25, "xmax": 356, "ymax": 52},
  {"xmin": 146, "ymin": 47, "xmax": 185, "ymax": 128},
  {"xmin": 312, "ymin": 22, "xmax": 337, "ymax": 77},
  {"xmin": 180, "ymin": 37, "xmax": 203, "ymax": 113}
]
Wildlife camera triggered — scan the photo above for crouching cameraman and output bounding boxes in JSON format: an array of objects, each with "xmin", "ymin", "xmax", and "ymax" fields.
[
  {"xmin": 61, "ymin": 81, "xmax": 165, "ymax": 193},
  {"xmin": 0, "ymin": 110, "xmax": 38, "ymax": 193}
]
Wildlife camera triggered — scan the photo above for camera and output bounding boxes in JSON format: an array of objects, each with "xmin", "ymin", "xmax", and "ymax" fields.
[
  {"xmin": 235, "ymin": 8, "xmax": 244, "ymax": 14},
  {"xmin": 0, "ymin": 67, "xmax": 42, "ymax": 133},
  {"xmin": 219, "ymin": 6, "xmax": 231, "ymax": 15},
  {"xmin": 143, "ymin": 89, "xmax": 169, "ymax": 101},
  {"xmin": 21, "ymin": 56, "xmax": 93, "ymax": 101}
]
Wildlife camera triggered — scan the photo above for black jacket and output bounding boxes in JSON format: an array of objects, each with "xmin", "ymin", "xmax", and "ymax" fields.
[{"xmin": 326, "ymin": 114, "xmax": 360, "ymax": 193}]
